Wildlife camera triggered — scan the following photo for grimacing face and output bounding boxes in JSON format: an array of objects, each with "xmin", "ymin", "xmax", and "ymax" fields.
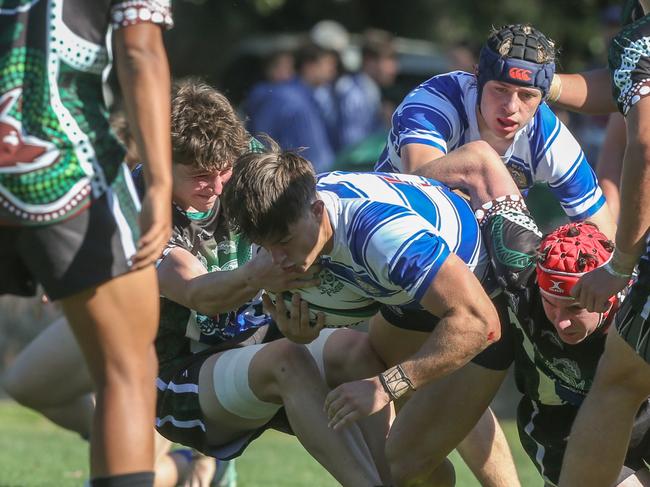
[
  {"xmin": 171, "ymin": 163, "xmax": 233, "ymax": 212},
  {"xmin": 479, "ymin": 80, "xmax": 543, "ymax": 140},
  {"xmin": 540, "ymin": 293, "xmax": 603, "ymax": 345},
  {"xmin": 261, "ymin": 201, "xmax": 329, "ymax": 273}
]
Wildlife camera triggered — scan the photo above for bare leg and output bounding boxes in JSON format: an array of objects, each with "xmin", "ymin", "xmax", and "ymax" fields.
[
  {"xmin": 321, "ymin": 328, "xmax": 394, "ymax": 484},
  {"xmin": 2, "ymin": 316, "xmax": 94, "ymax": 436},
  {"xmin": 559, "ymin": 332, "xmax": 650, "ymax": 487},
  {"xmin": 62, "ymin": 266, "xmax": 159, "ymax": 477},
  {"xmin": 198, "ymin": 339, "xmax": 382, "ymax": 487},
  {"xmin": 456, "ymin": 408, "xmax": 521, "ymax": 487},
  {"xmin": 369, "ymin": 315, "xmax": 515, "ymax": 487}
]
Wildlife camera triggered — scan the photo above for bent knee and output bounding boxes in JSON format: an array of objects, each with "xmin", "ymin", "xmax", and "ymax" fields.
[{"xmin": 267, "ymin": 340, "xmax": 318, "ymax": 383}]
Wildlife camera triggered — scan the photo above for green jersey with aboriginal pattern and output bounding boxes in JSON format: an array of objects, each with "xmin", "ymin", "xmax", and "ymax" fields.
[{"xmin": 0, "ymin": 0, "xmax": 172, "ymax": 225}]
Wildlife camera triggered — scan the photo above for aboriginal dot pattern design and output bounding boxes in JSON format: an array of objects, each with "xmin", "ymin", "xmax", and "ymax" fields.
[{"xmin": 0, "ymin": 0, "xmax": 172, "ymax": 226}]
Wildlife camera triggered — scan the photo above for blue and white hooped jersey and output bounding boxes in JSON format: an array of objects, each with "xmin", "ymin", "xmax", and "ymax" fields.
[
  {"xmin": 375, "ymin": 71, "xmax": 606, "ymax": 221},
  {"xmin": 317, "ymin": 171, "xmax": 487, "ymax": 308}
]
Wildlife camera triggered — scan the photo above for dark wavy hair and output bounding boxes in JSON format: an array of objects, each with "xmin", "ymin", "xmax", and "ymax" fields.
[
  {"xmin": 171, "ymin": 79, "xmax": 248, "ymax": 170},
  {"xmin": 222, "ymin": 136, "xmax": 317, "ymax": 244}
]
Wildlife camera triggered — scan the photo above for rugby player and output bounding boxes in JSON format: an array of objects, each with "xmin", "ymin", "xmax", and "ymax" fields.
[
  {"xmin": 4, "ymin": 80, "xmax": 390, "ymax": 487},
  {"xmin": 223, "ymin": 142, "xmax": 507, "ymax": 487},
  {"xmin": 540, "ymin": 1, "xmax": 650, "ymax": 485},
  {"xmin": 360, "ymin": 24, "xmax": 617, "ymax": 486},
  {"xmin": 0, "ymin": 2, "xmax": 173, "ymax": 486}
]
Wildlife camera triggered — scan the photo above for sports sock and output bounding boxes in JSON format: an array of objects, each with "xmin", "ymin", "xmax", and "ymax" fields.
[{"xmin": 90, "ymin": 471, "xmax": 154, "ymax": 487}]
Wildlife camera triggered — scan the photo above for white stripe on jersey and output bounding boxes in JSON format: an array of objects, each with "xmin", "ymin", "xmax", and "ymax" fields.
[
  {"xmin": 376, "ymin": 71, "xmax": 605, "ymax": 221},
  {"xmin": 317, "ymin": 171, "xmax": 485, "ymax": 307}
]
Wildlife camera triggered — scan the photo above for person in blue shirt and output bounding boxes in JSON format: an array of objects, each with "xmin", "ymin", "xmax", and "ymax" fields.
[
  {"xmin": 244, "ymin": 42, "xmax": 337, "ymax": 173},
  {"xmin": 376, "ymin": 24, "xmax": 615, "ymax": 240},
  {"xmin": 223, "ymin": 142, "xmax": 512, "ymax": 486}
]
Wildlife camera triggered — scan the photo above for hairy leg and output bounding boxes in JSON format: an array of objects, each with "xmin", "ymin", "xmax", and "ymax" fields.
[
  {"xmin": 62, "ymin": 266, "xmax": 159, "ymax": 477},
  {"xmin": 198, "ymin": 339, "xmax": 382, "ymax": 487},
  {"xmin": 385, "ymin": 363, "xmax": 508, "ymax": 487},
  {"xmin": 2, "ymin": 316, "xmax": 94, "ymax": 436},
  {"xmin": 369, "ymin": 315, "xmax": 514, "ymax": 487},
  {"xmin": 559, "ymin": 332, "xmax": 650, "ymax": 487}
]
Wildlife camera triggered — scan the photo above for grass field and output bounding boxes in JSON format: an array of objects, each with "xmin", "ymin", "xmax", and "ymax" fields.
[{"xmin": 0, "ymin": 400, "xmax": 543, "ymax": 486}]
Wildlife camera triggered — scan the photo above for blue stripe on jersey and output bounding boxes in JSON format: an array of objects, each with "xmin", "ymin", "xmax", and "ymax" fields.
[
  {"xmin": 389, "ymin": 231, "xmax": 449, "ymax": 299},
  {"xmin": 376, "ymin": 176, "xmax": 440, "ymax": 227},
  {"xmin": 437, "ymin": 186, "xmax": 481, "ymax": 264},
  {"xmin": 321, "ymin": 259, "xmax": 397, "ymax": 296},
  {"xmin": 548, "ymin": 152, "xmax": 584, "ymax": 188},
  {"xmin": 531, "ymin": 104, "xmax": 560, "ymax": 171},
  {"xmin": 568, "ymin": 194, "xmax": 606, "ymax": 221},
  {"xmin": 400, "ymin": 136, "xmax": 448, "ymax": 154},
  {"xmin": 401, "ymin": 103, "xmax": 454, "ymax": 140},
  {"xmin": 421, "ymin": 74, "xmax": 470, "ymax": 129},
  {"xmin": 347, "ymin": 202, "xmax": 412, "ymax": 281}
]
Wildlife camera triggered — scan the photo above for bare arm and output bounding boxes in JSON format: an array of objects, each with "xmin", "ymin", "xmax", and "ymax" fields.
[
  {"xmin": 596, "ymin": 113, "xmax": 627, "ymax": 221},
  {"xmin": 572, "ymin": 97, "xmax": 650, "ymax": 312},
  {"xmin": 324, "ymin": 254, "xmax": 501, "ymax": 429},
  {"xmin": 398, "ymin": 253, "xmax": 500, "ymax": 387},
  {"xmin": 554, "ymin": 69, "xmax": 618, "ymax": 115},
  {"xmin": 585, "ymin": 204, "xmax": 617, "ymax": 240},
  {"xmin": 616, "ymin": 96, "xmax": 650, "ymax": 257},
  {"xmin": 114, "ymin": 23, "xmax": 172, "ymax": 268},
  {"xmin": 157, "ymin": 247, "xmax": 320, "ymax": 316},
  {"xmin": 405, "ymin": 141, "xmax": 520, "ymax": 206}
]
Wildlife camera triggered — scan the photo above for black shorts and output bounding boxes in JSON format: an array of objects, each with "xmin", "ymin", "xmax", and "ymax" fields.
[
  {"xmin": 378, "ymin": 291, "xmax": 514, "ymax": 371},
  {"xmin": 0, "ymin": 172, "xmax": 141, "ymax": 300},
  {"xmin": 155, "ymin": 323, "xmax": 292, "ymax": 460},
  {"xmin": 616, "ymin": 261, "xmax": 650, "ymax": 364},
  {"xmin": 517, "ymin": 399, "xmax": 650, "ymax": 486}
]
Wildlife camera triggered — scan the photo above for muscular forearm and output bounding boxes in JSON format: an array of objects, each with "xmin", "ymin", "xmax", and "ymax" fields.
[
  {"xmin": 554, "ymin": 70, "xmax": 618, "ymax": 114},
  {"xmin": 184, "ymin": 264, "xmax": 261, "ymax": 316},
  {"xmin": 411, "ymin": 141, "xmax": 519, "ymax": 206},
  {"xmin": 616, "ymin": 139, "xmax": 650, "ymax": 257},
  {"xmin": 114, "ymin": 24, "xmax": 172, "ymax": 191},
  {"xmin": 398, "ymin": 311, "xmax": 493, "ymax": 389}
]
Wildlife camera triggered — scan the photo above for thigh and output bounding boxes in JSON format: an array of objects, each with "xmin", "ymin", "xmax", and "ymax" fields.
[
  {"xmin": 368, "ymin": 312, "xmax": 429, "ymax": 367},
  {"xmin": 3, "ymin": 316, "xmax": 92, "ymax": 405},
  {"xmin": 61, "ymin": 265, "xmax": 160, "ymax": 382},
  {"xmin": 387, "ymin": 362, "xmax": 507, "ymax": 466},
  {"xmin": 197, "ymin": 343, "xmax": 285, "ymax": 446},
  {"xmin": 320, "ymin": 328, "xmax": 387, "ymax": 387}
]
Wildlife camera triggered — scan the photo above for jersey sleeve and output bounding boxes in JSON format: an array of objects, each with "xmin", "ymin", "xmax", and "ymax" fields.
[
  {"xmin": 110, "ymin": 0, "xmax": 174, "ymax": 31},
  {"xmin": 348, "ymin": 201, "xmax": 451, "ymax": 303},
  {"xmin": 609, "ymin": 18, "xmax": 650, "ymax": 116},
  {"xmin": 529, "ymin": 104, "xmax": 605, "ymax": 221},
  {"xmin": 393, "ymin": 77, "xmax": 465, "ymax": 155}
]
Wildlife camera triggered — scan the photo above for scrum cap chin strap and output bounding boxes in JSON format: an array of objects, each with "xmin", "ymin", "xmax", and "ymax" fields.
[{"xmin": 476, "ymin": 45, "xmax": 555, "ymax": 102}]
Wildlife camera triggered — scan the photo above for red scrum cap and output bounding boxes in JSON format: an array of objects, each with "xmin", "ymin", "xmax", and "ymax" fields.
[{"xmin": 536, "ymin": 222, "xmax": 614, "ymax": 302}]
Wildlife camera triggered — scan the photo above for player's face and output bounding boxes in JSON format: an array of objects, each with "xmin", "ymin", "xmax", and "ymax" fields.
[
  {"xmin": 172, "ymin": 164, "xmax": 233, "ymax": 212},
  {"xmin": 479, "ymin": 81, "xmax": 543, "ymax": 140},
  {"xmin": 262, "ymin": 201, "xmax": 329, "ymax": 273},
  {"xmin": 540, "ymin": 293, "xmax": 603, "ymax": 344}
]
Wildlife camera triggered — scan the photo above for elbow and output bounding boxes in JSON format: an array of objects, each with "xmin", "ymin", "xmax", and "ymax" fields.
[{"xmin": 469, "ymin": 306, "xmax": 501, "ymax": 354}]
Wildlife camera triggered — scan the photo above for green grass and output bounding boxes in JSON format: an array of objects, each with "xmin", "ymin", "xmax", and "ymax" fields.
[{"xmin": 0, "ymin": 400, "xmax": 543, "ymax": 486}]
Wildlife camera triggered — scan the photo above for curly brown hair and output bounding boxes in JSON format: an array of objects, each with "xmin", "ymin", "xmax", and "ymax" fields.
[{"xmin": 171, "ymin": 79, "xmax": 249, "ymax": 171}]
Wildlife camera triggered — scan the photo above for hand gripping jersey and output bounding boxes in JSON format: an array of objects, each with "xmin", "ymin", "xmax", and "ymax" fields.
[
  {"xmin": 316, "ymin": 171, "xmax": 487, "ymax": 309},
  {"xmin": 375, "ymin": 71, "xmax": 605, "ymax": 221},
  {"xmin": 0, "ymin": 0, "xmax": 172, "ymax": 226}
]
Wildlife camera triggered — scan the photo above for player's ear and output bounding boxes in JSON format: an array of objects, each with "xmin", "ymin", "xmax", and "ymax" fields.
[{"xmin": 311, "ymin": 199, "xmax": 325, "ymax": 220}]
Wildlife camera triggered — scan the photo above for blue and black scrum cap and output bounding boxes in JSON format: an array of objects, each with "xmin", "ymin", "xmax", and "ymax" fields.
[{"xmin": 477, "ymin": 24, "xmax": 556, "ymax": 101}]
